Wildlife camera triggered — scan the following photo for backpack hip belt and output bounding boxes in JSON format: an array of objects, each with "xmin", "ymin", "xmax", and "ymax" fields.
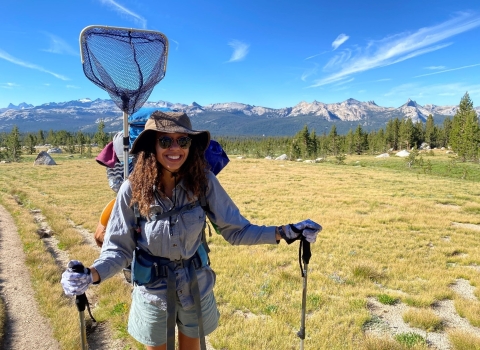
[
  {"xmin": 132, "ymin": 247, "xmax": 207, "ymax": 350},
  {"xmin": 132, "ymin": 247, "xmax": 204, "ymax": 284}
]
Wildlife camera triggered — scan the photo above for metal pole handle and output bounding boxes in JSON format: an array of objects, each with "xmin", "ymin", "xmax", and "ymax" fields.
[
  {"xmin": 297, "ymin": 238, "xmax": 311, "ymax": 349},
  {"xmin": 71, "ymin": 265, "xmax": 88, "ymax": 350}
]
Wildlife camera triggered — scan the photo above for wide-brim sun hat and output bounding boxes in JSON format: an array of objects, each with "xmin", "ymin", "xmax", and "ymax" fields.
[{"xmin": 130, "ymin": 110, "xmax": 210, "ymax": 154}]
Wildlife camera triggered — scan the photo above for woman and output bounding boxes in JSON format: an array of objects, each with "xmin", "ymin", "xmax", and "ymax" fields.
[{"xmin": 61, "ymin": 110, "xmax": 321, "ymax": 350}]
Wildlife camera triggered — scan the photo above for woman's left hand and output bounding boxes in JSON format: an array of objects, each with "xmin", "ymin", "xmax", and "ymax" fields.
[{"xmin": 278, "ymin": 219, "xmax": 322, "ymax": 244}]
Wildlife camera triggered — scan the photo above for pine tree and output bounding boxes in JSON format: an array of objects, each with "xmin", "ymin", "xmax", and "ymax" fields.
[
  {"xmin": 399, "ymin": 118, "xmax": 415, "ymax": 150},
  {"xmin": 309, "ymin": 130, "xmax": 318, "ymax": 158},
  {"xmin": 413, "ymin": 120, "xmax": 424, "ymax": 149},
  {"xmin": 76, "ymin": 131, "xmax": 86, "ymax": 155},
  {"xmin": 25, "ymin": 134, "xmax": 36, "ymax": 154},
  {"xmin": 424, "ymin": 114, "xmax": 436, "ymax": 148},
  {"xmin": 5, "ymin": 125, "xmax": 22, "ymax": 162},
  {"xmin": 46, "ymin": 129, "xmax": 56, "ymax": 146},
  {"xmin": 376, "ymin": 128, "xmax": 387, "ymax": 153},
  {"xmin": 328, "ymin": 125, "xmax": 340, "ymax": 156},
  {"xmin": 450, "ymin": 92, "xmax": 479, "ymax": 161},
  {"xmin": 290, "ymin": 139, "xmax": 301, "ymax": 160},
  {"xmin": 94, "ymin": 120, "xmax": 109, "ymax": 148},
  {"xmin": 439, "ymin": 117, "xmax": 452, "ymax": 148},
  {"xmin": 385, "ymin": 118, "xmax": 400, "ymax": 150},
  {"xmin": 353, "ymin": 125, "xmax": 367, "ymax": 155},
  {"xmin": 345, "ymin": 129, "xmax": 354, "ymax": 154},
  {"xmin": 37, "ymin": 130, "xmax": 45, "ymax": 145}
]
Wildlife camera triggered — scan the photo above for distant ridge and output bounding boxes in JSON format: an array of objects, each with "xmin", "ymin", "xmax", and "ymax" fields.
[{"xmin": 1, "ymin": 98, "xmax": 478, "ymax": 136}]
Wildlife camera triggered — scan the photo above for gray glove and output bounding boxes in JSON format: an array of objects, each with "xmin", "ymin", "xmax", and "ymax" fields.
[
  {"xmin": 61, "ymin": 260, "xmax": 93, "ymax": 296},
  {"xmin": 278, "ymin": 219, "xmax": 322, "ymax": 244}
]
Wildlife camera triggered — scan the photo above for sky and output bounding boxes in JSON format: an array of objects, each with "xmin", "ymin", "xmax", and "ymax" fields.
[{"xmin": 1, "ymin": 0, "xmax": 480, "ymax": 110}]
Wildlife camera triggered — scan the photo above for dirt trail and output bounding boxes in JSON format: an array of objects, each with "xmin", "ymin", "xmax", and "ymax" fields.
[
  {"xmin": 0, "ymin": 204, "xmax": 61, "ymax": 350},
  {"xmin": 0, "ymin": 203, "xmax": 216, "ymax": 350}
]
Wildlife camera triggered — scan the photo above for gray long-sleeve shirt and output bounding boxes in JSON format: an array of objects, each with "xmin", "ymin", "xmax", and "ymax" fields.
[{"xmin": 93, "ymin": 171, "xmax": 277, "ymax": 310}]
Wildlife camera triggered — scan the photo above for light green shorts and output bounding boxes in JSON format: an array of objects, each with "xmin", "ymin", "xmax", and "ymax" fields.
[{"xmin": 128, "ymin": 287, "xmax": 220, "ymax": 346}]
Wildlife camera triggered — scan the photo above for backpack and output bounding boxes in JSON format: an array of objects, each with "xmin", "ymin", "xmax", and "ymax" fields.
[{"xmin": 94, "ymin": 107, "xmax": 229, "ymax": 247}]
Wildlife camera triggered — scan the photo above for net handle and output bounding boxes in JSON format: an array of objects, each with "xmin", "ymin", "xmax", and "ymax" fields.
[{"xmin": 122, "ymin": 111, "xmax": 130, "ymax": 180}]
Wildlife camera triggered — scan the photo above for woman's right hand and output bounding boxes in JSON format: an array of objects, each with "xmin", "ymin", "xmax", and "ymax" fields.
[{"xmin": 61, "ymin": 260, "xmax": 93, "ymax": 296}]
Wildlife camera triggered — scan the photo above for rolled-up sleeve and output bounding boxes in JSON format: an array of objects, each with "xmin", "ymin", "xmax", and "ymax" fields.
[
  {"xmin": 205, "ymin": 172, "xmax": 277, "ymax": 245},
  {"xmin": 92, "ymin": 180, "xmax": 137, "ymax": 281}
]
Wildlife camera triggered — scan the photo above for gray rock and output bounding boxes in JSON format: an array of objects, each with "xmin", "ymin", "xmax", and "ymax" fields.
[{"xmin": 34, "ymin": 151, "xmax": 57, "ymax": 166}]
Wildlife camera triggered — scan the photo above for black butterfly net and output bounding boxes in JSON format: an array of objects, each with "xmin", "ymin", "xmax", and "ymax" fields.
[{"xmin": 80, "ymin": 26, "xmax": 168, "ymax": 115}]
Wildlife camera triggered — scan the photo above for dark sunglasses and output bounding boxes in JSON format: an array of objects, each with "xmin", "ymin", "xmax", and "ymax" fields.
[{"xmin": 158, "ymin": 136, "xmax": 192, "ymax": 149}]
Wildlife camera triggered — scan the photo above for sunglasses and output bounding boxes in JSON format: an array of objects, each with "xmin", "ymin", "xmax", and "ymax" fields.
[{"xmin": 158, "ymin": 136, "xmax": 192, "ymax": 149}]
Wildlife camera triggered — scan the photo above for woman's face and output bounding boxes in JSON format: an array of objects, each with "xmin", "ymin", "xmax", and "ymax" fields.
[{"xmin": 155, "ymin": 132, "xmax": 190, "ymax": 173}]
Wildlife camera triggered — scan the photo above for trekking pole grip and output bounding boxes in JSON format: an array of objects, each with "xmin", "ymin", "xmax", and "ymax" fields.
[{"xmin": 71, "ymin": 264, "xmax": 87, "ymax": 312}]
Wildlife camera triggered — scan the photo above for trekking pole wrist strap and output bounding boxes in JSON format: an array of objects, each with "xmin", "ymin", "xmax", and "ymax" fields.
[{"xmin": 277, "ymin": 225, "xmax": 299, "ymax": 245}]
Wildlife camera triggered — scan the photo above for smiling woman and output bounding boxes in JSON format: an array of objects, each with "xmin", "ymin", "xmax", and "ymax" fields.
[{"xmin": 59, "ymin": 109, "xmax": 321, "ymax": 350}]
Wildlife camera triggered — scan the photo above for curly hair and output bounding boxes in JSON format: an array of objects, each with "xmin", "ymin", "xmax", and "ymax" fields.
[{"xmin": 129, "ymin": 131, "xmax": 210, "ymax": 217}]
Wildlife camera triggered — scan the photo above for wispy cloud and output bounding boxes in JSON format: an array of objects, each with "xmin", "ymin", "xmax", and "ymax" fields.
[
  {"xmin": 415, "ymin": 63, "xmax": 480, "ymax": 78},
  {"xmin": 42, "ymin": 32, "xmax": 78, "ymax": 55},
  {"xmin": 170, "ymin": 39, "xmax": 180, "ymax": 51},
  {"xmin": 0, "ymin": 82, "xmax": 20, "ymax": 89},
  {"xmin": 301, "ymin": 63, "xmax": 319, "ymax": 81},
  {"xmin": 384, "ymin": 81, "xmax": 480, "ymax": 102},
  {"xmin": 309, "ymin": 12, "xmax": 480, "ymax": 88},
  {"xmin": 425, "ymin": 65, "xmax": 446, "ymax": 70},
  {"xmin": 332, "ymin": 34, "xmax": 349, "ymax": 50},
  {"xmin": 227, "ymin": 40, "xmax": 249, "ymax": 62},
  {"xmin": 98, "ymin": 0, "xmax": 147, "ymax": 29},
  {"xmin": 334, "ymin": 77, "xmax": 354, "ymax": 86},
  {"xmin": 305, "ymin": 51, "xmax": 328, "ymax": 60},
  {"xmin": 0, "ymin": 49, "xmax": 69, "ymax": 80}
]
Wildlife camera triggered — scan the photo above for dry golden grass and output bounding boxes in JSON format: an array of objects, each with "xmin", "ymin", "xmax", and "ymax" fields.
[
  {"xmin": 454, "ymin": 297, "xmax": 480, "ymax": 327},
  {"xmin": 448, "ymin": 329, "xmax": 480, "ymax": 350},
  {"xmin": 402, "ymin": 308, "xmax": 443, "ymax": 332},
  {"xmin": 361, "ymin": 334, "xmax": 429, "ymax": 350},
  {"xmin": 0, "ymin": 151, "xmax": 479, "ymax": 349},
  {"xmin": 0, "ymin": 296, "xmax": 4, "ymax": 344}
]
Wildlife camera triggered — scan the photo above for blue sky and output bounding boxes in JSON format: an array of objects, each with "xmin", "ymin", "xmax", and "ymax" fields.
[{"xmin": 1, "ymin": 0, "xmax": 480, "ymax": 110}]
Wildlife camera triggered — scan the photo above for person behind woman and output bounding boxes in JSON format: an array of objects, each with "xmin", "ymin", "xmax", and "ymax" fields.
[{"xmin": 61, "ymin": 110, "xmax": 322, "ymax": 350}]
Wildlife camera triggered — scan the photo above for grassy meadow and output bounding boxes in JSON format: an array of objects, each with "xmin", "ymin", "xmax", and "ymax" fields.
[{"xmin": 0, "ymin": 149, "xmax": 479, "ymax": 349}]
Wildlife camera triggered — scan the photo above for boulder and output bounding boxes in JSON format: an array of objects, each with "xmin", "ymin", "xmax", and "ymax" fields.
[
  {"xmin": 34, "ymin": 151, "xmax": 57, "ymax": 166},
  {"xmin": 395, "ymin": 150, "xmax": 410, "ymax": 157},
  {"xmin": 275, "ymin": 154, "xmax": 288, "ymax": 161},
  {"xmin": 376, "ymin": 153, "xmax": 390, "ymax": 158}
]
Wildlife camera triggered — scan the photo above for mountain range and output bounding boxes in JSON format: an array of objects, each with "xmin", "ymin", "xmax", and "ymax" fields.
[{"xmin": 1, "ymin": 98, "xmax": 478, "ymax": 136}]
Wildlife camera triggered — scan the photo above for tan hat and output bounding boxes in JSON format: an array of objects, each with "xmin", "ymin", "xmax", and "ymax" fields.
[{"xmin": 130, "ymin": 110, "xmax": 210, "ymax": 154}]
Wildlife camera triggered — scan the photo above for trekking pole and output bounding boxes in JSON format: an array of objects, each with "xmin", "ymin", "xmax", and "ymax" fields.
[
  {"xmin": 71, "ymin": 264, "xmax": 89, "ymax": 350},
  {"xmin": 297, "ymin": 238, "xmax": 311, "ymax": 350}
]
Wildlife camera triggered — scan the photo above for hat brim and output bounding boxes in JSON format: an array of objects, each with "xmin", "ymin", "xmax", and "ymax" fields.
[{"xmin": 130, "ymin": 128, "xmax": 210, "ymax": 154}]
